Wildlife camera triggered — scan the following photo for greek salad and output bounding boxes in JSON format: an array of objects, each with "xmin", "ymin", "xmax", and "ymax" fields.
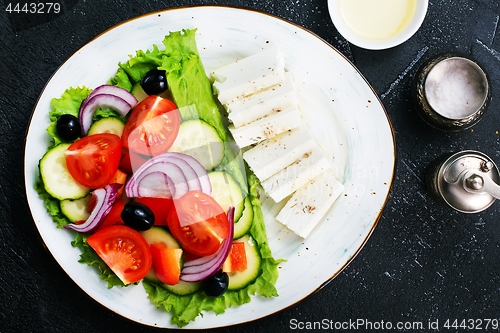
[{"xmin": 34, "ymin": 29, "xmax": 283, "ymax": 328}]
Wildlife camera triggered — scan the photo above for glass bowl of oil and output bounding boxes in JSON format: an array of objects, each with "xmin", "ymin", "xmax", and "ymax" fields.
[{"xmin": 327, "ymin": 0, "xmax": 428, "ymax": 50}]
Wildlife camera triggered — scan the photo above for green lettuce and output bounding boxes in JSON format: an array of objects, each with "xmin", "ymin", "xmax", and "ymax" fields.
[
  {"xmin": 34, "ymin": 180, "xmax": 70, "ymax": 228},
  {"xmin": 36, "ymin": 28, "xmax": 283, "ymax": 327}
]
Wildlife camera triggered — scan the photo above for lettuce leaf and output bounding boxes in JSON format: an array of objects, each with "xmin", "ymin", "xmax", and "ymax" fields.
[{"xmin": 34, "ymin": 179, "xmax": 70, "ymax": 228}]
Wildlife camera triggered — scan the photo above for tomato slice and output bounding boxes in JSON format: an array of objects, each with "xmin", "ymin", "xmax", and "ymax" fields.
[
  {"xmin": 137, "ymin": 197, "xmax": 174, "ymax": 226},
  {"xmin": 65, "ymin": 133, "xmax": 122, "ymax": 189},
  {"xmin": 167, "ymin": 190, "xmax": 229, "ymax": 257},
  {"xmin": 150, "ymin": 243, "xmax": 183, "ymax": 285},
  {"xmin": 87, "ymin": 225, "xmax": 152, "ymax": 284},
  {"xmin": 122, "ymin": 95, "xmax": 180, "ymax": 156}
]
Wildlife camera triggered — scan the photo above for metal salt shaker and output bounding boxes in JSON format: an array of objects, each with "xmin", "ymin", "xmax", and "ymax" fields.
[{"xmin": 411, "ymin": 53, "xmax": 490, "ymax": 131}]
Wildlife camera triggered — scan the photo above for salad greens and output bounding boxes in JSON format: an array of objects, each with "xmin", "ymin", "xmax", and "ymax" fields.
[{"xmin": 35, "ymin": 28, "xmax": 283, "ymax": 327}]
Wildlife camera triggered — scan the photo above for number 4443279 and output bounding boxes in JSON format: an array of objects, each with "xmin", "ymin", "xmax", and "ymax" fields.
[
  {"xmin": 444, "ymin": 318, "xmax": 499, "ymax": 330},
  {"xmin": 6, "ymin": 2, "xmax": 61, "ymax": 14}
]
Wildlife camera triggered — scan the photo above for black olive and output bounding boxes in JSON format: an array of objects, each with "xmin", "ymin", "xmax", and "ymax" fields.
[
  {"xmin": 121, "ymin": 201, "xmax": 155, "ymax": 231},
  {"xmin": 202, "ymin": 269, "xmax": 229, "ymax": 298},
  {"xmin": 140, "ymin": 68, "xmax": 168, "ymax": 95},
  {"xmin": 56, "ymin": 114, "xmax": 81, "ymax": 141}
]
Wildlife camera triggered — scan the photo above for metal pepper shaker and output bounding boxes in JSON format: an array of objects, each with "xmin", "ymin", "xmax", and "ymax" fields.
[{"xmin": 426, "ymin": 151, "xmax": 500, "ymax": 213}]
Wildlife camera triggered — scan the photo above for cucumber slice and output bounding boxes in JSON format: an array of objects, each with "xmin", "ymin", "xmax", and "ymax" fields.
[
  {"xmin": 207, "ymin": 171, "xmax": 244, "ymax": 222},
  {"xmin": 39, "ymin": 143, "xmax": 90, "ymax": 200},
  {"xmin": 140, "ymin": 226, "xmax": 180, "ymax": 249},
  {"xmin": 60, "ymin": 194, "xmax": 91, "ymax": 223},
  {"xmin": 234, "ymin": 196, "xmax": 253, "ymax": 239},
  {"xmin": 88, "ymin": 117, "xmax": 125, "ymax": 137},
  {"xmin": 227, "ymin": 234, "xmax": 261, "ymax": 290},
  {"xmin": 131, "ymin": 82, "xmax": 148, "ymax": 103},
  {"xmin": 140, "ymin": 226, "xmax": 181, "ymax": 283},
  {"xmin": 168, "ymin": 119, "xmax": 224, "ymax": 170},
  {"xmin": 163, "ymin": 280, "xmax": 202, "ymax": 296}
]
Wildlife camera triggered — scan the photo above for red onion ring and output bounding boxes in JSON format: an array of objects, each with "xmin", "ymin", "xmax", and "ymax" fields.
[
  {"xmin": 167, "ymin": 152, "xmax": 212, "ymax": 195},
  {"xmin": 125, "ymin": 152, "xmax": 211, "ymax": 199},
  {"xmin": 79, "ymin": 94, "xmax": 133, "ymax": 136},
  {"xmin": 81, "ymin": 85, "xmax": 138, "ymax": 110}
]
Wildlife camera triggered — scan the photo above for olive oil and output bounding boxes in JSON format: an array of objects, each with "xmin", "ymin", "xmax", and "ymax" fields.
[{"xmin": 338, "ymin": 0, "xmax": 417, "ymax": 40}]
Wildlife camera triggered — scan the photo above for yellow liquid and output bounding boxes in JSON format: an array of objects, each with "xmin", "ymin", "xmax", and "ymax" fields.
[{"xmin": 338, "ymin": 0, "xmax": 417, "ymax": 40}]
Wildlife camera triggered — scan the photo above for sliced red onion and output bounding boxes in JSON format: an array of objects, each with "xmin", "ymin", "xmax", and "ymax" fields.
[
  {"xmin": 82, "ymin": 85, "xmax": 138, "ymax": 109},
  {"xmin": 126, "ymin": 161, "xmax": 188, "ymax": 199},
  {"xmin": 125, "ymin": 152, "xmax": 210, "ymax": 199},
  {"xmin": 180, "ymin": 207, "xmax": 235, "ymax": 282},
  {"xmin": 136, "ymin": 171, "xmax": 174, "ymax": 198},
  {"xmin": 168, "ymin": 156, "xmax": 201, "ymax": 194},
  {"xmin": 167, "ymin": 152, "xmax": 211, "ymax": 195},
  {"xmin": 63, "ymin": 183, "xmax": 122, "ymax": 233},
  {"xmin": 79, "ymin": 94, "xmax": 133, "ymax": 136},
  {"xmin": 140, "ymin": 164, "xmax": 188, "ymax": 199}
]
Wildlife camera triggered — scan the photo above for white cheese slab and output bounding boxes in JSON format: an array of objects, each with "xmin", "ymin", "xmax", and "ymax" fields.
[
  {"xmin": 276, "ymin": 171, "xmax": 344, "ymax": 238},
  {"xmin": 243, "ymin": 126, "xmax": 318, "ymax": 181},
  {"xmin": 211, "ymin": 46, "xmax": 285, "ymax": 104},
  {"xmin": 227, "ymin": 71, "xmax": 298, "ymax": 128},
  {"xmin": 229, "ymin": 105, "xmax": 303, "ymax": 148},
  {"xmin": 260, "ymin": 146, "xmax": 331, "ymax": 202}
]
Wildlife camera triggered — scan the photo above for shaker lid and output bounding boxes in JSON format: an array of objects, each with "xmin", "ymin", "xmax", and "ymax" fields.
[{"xmin": 438, "ymin": 151, "xmax": 499, "ymax": 213}]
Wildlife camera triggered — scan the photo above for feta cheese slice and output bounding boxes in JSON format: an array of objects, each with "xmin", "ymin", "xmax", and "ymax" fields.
[
  {"xmin": 227, "ymin": 71, "xmax": 298, "ymax": 128},
  {"xmin": 243, "ymin": 126, "xmax": 318, "ymax": 181},
  {"xmin": 229, "ymin": 105, "xmax": 303, "ymax": 148},
  {"xmin": 211, "ymin": 46, "xmax": 285, "ymax": 104},
  {"xmin": 260, "ymin": 146, "xmax": 331, "ymax": 203},
  {"xmin": 276, "ymin": 171, "xmax": 344, "ymax": 238}
]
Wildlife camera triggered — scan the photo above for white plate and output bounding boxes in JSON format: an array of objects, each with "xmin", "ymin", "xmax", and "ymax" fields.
[{"xmin": 24, "ymin": 5, "xmax": 395, "ymax": 329}]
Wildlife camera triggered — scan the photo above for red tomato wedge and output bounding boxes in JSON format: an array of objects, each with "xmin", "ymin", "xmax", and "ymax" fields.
[
  {"xmin": 87, "ymin": 225, "xmax": 152, "ymax": 284},
  {"xmin": 222, "ymin": 242, "xmax": 247, "ymax": 272},
  {"xmin": 121, "ymin": 95, "xmax": 180, "ymax": 156},
  {"xmin": 150, "ymin": 243, "xmax": 183, "ymax": 285},
  {"xmin": 137, "ymin": 197, "xmax": 174, "ymax": 226},
  {"xmin": 65, "ymin": 133, "xmax": 122, "ymax": 189},
  {"xmin": 118, "ymin": 150, "xmax": 148, "ymax": 174},
  {"xmin": 167, "ymin": 190, "xmax": 229, "ymax": 257}
]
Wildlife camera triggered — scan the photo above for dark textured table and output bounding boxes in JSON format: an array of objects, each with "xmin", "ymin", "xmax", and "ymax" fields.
[{"xmin": 2, "ymin": 1, "xmax": 500, "ymax": 332}]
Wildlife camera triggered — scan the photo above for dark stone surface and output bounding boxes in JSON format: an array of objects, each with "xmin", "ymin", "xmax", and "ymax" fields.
[{"xmin": 2, "ymin": 0, "xmax": 500, "ymax": 332}]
